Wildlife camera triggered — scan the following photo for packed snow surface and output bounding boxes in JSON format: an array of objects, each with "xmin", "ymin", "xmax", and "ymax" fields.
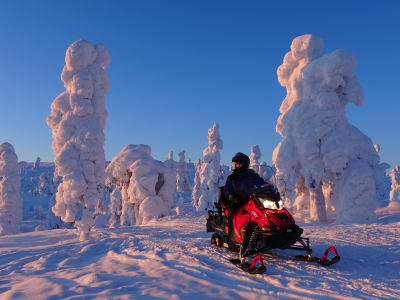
[{"xmin": 1, "ymin": 199, "xmax": 399, "ymax": 299}]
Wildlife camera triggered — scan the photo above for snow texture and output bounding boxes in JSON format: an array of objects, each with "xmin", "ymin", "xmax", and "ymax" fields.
[
  {"xmin": 106, "ymin": 144, "xmax": 176, "ymax": 226},
  {"xmin": 192, "ymin": 123, "xmax": 225, "ymax": 211},
  {"xmin": 273, "ymin": 34, "xmax": 389, "ymax": 224},
  {"xmin": 46, "ymin": 40, "xmax": 110, "ymax": 240},
  {"xmin": 249, "ymin": 145, "xmax": 275, "ymax": 181},
  {"xmin": 1, "ymin": 198, "xmax": 399, "ymax": 299},
  {"xmin": 0, "ymin": 143, "xmax": 22, "ymax": 235},
  {"xmin": 176, "ymin": 150, "xmax": 192, "ymax": 192}
]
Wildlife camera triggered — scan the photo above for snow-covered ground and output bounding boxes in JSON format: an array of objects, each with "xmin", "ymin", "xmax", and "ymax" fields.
[{"xmin": 1, "ymin": 199, "xmax": 399, "ymax": 300}]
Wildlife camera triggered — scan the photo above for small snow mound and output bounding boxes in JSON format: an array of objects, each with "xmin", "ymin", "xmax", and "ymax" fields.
[{"xmin": 2, "ymin": 277, "xmax": 62, "ymax": 300}]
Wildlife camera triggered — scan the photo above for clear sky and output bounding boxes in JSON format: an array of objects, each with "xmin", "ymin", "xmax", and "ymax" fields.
[{"xmin": 0, "ymin": 0, "xmax": 399, "ymax": 167}]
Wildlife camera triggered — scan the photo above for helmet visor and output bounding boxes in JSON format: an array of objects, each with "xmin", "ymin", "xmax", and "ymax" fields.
[{"xmin": 230, "ymin": 161, "xmax": 243, "ymax": 171}]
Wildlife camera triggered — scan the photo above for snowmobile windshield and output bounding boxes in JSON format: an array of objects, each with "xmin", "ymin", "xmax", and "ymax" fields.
[{"xmin": 258, "ymin": 198, "xmax": 284, "ymax": 210}]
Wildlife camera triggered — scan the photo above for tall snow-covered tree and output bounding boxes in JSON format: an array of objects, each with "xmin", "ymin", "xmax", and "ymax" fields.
[
  {"xmin": 249, "ymin": 145, "xmax": 261, "ymax": 171},
  {"xmin": 47, "ymin": 40, "xmax": 110, "ymax": 240},
  {"xmin": 106, "ymin": 144, "xmax": 176, "ymax": 226},
  {"xmin": 388, "ymin": 165, "xmax": 400, "ymax": 211},
  {"xmin": 0, "ymin": 143, "xmax": 22, "ymax": 235},
  {"xmin": 273, "ymin": 34, "xmax": 388, "ymax": 223},
  {"xmin": 176, "ymin": 150, "xmax": 192, "ymax": 192},
  {"xmin": 34, "ymin": 157, "xmax": 41, "ymax": 169},
  {"xmin": 378, "ymin": 165, "xmax": 400, "ymax": 214},
  {"xmin": 191, "ymin": 159, "xmax": 202, "ymax": 205},
  {"xmin": 192, "ymin": 123, "xmax": 225, "ymax": 211}
]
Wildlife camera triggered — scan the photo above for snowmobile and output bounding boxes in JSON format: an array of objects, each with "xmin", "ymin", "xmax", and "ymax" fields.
[{"xmin": 206, "ymin": 184, "xmax": 340, "ymax": 274}]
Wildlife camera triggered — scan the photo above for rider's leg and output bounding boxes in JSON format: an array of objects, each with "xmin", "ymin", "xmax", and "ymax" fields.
[{"xmin": 239, "ymin": 222, "xmax": 256, "ymax": 262}]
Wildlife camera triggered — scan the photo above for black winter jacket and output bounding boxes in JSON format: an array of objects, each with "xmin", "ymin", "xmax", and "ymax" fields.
[{"xmin": 223, "ymin": 169, "xmax": 265, "ymax": 205}]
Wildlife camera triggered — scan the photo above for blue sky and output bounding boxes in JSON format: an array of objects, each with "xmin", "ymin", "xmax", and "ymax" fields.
[{"xmin": 0, "ymin": 0, "xmax": 399, "ymax": 167}]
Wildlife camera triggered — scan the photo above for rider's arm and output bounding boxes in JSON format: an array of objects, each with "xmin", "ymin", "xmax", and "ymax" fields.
[{"xmin": 223, "ymin": 176, "xmax": 233, "ymax": 200}]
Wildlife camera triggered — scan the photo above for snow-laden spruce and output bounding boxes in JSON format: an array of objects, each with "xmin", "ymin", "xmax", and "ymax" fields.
[
  {"xmin": 46, "ymin": 40, "xmax": 110, "ymax": 240},
  {"xmin": 0, "ymin": 142, "xmax": 22, "ymax": 235},
  {"xmin": 378, "ymin": 165, "xmax": 400, "ymax": 214},
  {"xmin": 388, "ymin": 165, "xmax": 400, "ymax": 211},
  {"xmin": 34, "ymin": 157, "xmax": 41, "ymax": 170},
  {"xmin": 273, "ymin": 34, "xmax": 389, "ymax": 223},
  {"xmin": 164, "ymin": 151, "xmax": 177, "ymax": 172},
  {"xmin": 106, "ymin": 144, "xmax": 176, "ymax": 226},
  {"xmin": 192, "ymin": 123, "xmax": 225, "ymax": 211},
  {"xmin": 249, "ymin": 145, "xmax": 275, "ymax": 181},
  {"xmin": 176, "ymin": 150, "xmax": 192, "ymax": 192}
]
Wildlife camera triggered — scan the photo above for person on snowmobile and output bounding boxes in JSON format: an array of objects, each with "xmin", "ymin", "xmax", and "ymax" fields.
[{"xmin": 222, "ymin": 152, "xmax": 265, "ymax": 239}]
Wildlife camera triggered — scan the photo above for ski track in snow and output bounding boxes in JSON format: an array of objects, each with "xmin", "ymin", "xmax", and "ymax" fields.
[{"xmin": 0, "ymin": 202, "xmax": 399, "ymax": 300}]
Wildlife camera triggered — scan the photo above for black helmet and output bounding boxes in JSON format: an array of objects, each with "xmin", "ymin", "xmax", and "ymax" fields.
[{"xmin": 232, "ymin": 152, "xmax": 250, "ymax": 171}]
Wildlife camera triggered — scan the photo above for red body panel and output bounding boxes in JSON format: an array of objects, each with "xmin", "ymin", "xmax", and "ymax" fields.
[{"xmin": 232, "ymin": 197, "xmax": 296, "ymax": 243}]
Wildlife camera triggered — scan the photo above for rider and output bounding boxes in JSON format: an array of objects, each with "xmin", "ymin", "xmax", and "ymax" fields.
[{"xmin": 223, "ymin": 152, "xmax": 265, "ymax": 239}]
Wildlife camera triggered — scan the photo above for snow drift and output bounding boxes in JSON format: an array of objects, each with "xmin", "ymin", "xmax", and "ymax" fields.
[
  {"xmin": 0, "ymin": 142, "xmax": 22, "ymax": 235},
  {"xmin": 46, "ymin": 40, "xmax": 110, "ymax": 240},
  {"xmin": 273, "ymin": 34, "xmax": 389, "ymax": 223},
  {"xmin": 106, "ymin": 144, "xmax": 176, "ymax": 226}
]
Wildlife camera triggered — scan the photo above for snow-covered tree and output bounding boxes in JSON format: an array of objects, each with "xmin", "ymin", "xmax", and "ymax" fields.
[
  {"xmin": 46, "ymin": 40, "xmax": 110, "ymax": 240},
  {"xmin": 164, "ymin": 151, "xmax": 177, "ymax": 171},
  {"xmin": 0, "ymin": 142, "xmax": 22, "ymax": 235},
  {"xmin": 388, "ymin": 165, "xmax": 400, "ymax": 210},
  {"xmin": 106, "ymin": 144, "xmax": 176, "ymax": 226},
  {"xmin": 273, "ymin": 34, "xmax": 388, "ymax": 223},
  {"xmin": 249, "ymin": 145, "xmax": 275, "ymax": 181},
  {"xmin": 106, "ymin": 144, "xmax": 147, "ymax": 227},
  {"xmin": 191, "ymin": 159, "xmax": 202, "ymax": 204},
  {"xmin": 377, "ymin": 165, "xmax": 400, "ymax": 214},
  {"xmin": 192, "ymin": 123, "xmax": 225, "ymax": 211},
  {"xmin": 249, "ymin": 145, "xmax": 261, "ymax": 170},
  {"xmin": 176, "ymin": 150, "xmax": 192, "ymax": 192},
  {"xmin": 34, "ymin": 157, "xmax": 41, "ymax": 170}
]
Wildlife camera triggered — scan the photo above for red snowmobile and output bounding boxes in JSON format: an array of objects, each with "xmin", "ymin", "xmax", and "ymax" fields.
[{"xmin": 206, "ymin": 184, "xmax": 340, "ymax": 274}]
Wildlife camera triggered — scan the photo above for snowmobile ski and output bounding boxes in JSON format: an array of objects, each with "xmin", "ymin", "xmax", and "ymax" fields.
[
  {"xmin": 295, "ymin": 246, "xmax": 340, "ymax": 266},
  {"xmin": 230, "ymin": 255, "xmax": 266, "ymax": 274}
]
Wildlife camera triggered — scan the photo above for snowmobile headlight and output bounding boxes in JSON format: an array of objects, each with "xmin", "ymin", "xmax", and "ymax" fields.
[
  {"xmin": 276, "ymin": 200, "xmax": 284, "ymax": 209},
  {"xmin": 259, "ymin": 198, "xmax": 284, "ymax": 210}
]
